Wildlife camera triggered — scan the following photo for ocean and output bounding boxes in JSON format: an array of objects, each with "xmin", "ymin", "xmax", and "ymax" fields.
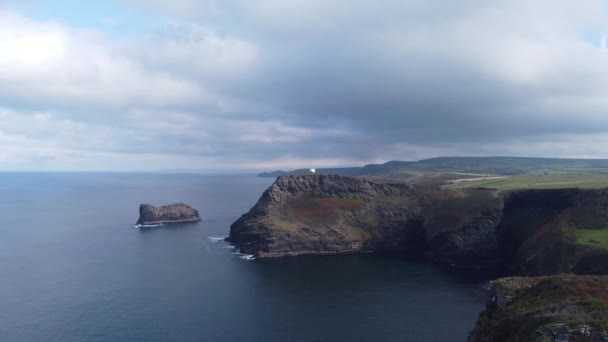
[{"xmin": 0, "ymin": 173, "xmax": 489, "ymax": 341}]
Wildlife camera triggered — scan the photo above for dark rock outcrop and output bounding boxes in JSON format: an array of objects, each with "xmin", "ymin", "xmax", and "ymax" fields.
[
  {"xmin": 423, "ymin": 189, "xmax": 504, "ymax": 267},
  {"xmin": 136, "ymin": 203, "xmax": 202, "ymax": 225},
  {"xmin": 469, "ymin": 275, "xmax": 608, "ymax": 342},
  {"xmin": 229, "ymin": 174, "xmax": 608, "ymax": 274}
]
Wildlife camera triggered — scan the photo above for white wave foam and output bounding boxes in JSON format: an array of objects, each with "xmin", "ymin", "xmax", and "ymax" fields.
[
  {"xmin": 239, "ymin": 254, "xmax": 255, "ymax": 260},
  {"xmin": 231, "ymin": 249, "xmax": 255, "ymax": 260},
  {"xmin": 207, "ymin": 236, "xmax": 227, "ymax": 242},
  {"xmin": 133, "ymin": 223, "xmax": 164, "ymax": 228}
]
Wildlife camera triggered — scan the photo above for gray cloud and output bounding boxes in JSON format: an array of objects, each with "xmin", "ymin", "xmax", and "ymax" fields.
[{"xmin": 1, "ymin": 1, "xmax": 608, "ymax": 170}]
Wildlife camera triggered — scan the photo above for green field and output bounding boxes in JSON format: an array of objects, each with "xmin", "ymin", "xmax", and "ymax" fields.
[
  {"xmin": 574, "ymin": 229, "xmax": 608, "ymax": 250},
  {"xmin": 261, "ymin": 157, "xmax": 608, "ymax": 179},
  {"xmin": 447, "ymin": 175, "xmax": 608, "ymax": 190}
]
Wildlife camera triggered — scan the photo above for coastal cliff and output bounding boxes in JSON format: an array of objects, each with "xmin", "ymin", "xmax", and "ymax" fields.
[
  {"xmin": 228, "ymin": 174, "xmax": 505, "ymax": 264},
  {"xmin": 228, "ymin": 174, "xmax": 429, "ymax": 257},
  {"xmin": 229, "ymin": 174, "xmax": 608, "ymax": 274},
  {"xmin": 137, "ymin": 203, "xmax": 202, "ymax": 225}
]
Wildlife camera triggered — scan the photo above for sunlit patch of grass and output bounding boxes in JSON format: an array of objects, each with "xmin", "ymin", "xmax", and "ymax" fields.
[{"xmin": 574, "ymin": 229, "xmax": 608, "ymax": 250}]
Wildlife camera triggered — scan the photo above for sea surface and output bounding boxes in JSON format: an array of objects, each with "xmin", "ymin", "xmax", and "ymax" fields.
[{"xmin": 0, "ymin": 173, "xmax": 490, "ymax": 342}]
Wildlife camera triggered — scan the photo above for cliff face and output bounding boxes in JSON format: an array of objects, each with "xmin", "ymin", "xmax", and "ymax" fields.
[
  {"xmin": 469, "ymin": 276, "xmax": 608, "ymax": 342},
  {"xmin": 422, "ymin": 189, "xmax": 504, "ymax": 267},
  {"xmin": 137, "ymin": 203, "xmax": 202, "ymax": 225},
  {"xmin": 500, "ymin": 189, "xmax": 608, "ymax": 276},
  {"xmin": 229, "ymin": 174, "xmax": 608, "ymax": 274}
]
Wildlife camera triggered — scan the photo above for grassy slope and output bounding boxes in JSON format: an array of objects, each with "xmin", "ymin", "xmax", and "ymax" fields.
[
  {"xmin": 574, "ymin": 229, "xmax": 608, "ymax": 250},
  {"xmin": 563, "ymin": 190, "xmax": 608, "ymax": 250},
  {"xmin": 264, "ymin": 185, "xmax": 408, "ymax": 246}
]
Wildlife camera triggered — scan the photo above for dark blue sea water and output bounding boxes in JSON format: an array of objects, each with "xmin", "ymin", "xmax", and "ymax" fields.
[{"xmin": 0, "ymin": 173, "xmax": 489, "ymax": 342}]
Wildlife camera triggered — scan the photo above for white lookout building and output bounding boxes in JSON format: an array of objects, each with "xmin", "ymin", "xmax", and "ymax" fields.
[{"xmin": 309, "ymin": 168, "xmax": 316, "ymax": 173}]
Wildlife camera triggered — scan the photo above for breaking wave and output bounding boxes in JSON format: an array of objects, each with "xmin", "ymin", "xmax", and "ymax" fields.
[
  {"xmin": 231, "ymin": 249, "xmax": 255, "ymax": 260},
  {"xmin": 132, "ymin": 223, "xmax": 164, "ymax": 228},
  {"xmin": 207, "ymin": 236, "xmax": 227, "ymax": 242}
]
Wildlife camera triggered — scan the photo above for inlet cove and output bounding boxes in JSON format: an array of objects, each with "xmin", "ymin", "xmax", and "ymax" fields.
[{"xmin": 229, "ymin": 174, "xmax": 608, "ymax": 340}]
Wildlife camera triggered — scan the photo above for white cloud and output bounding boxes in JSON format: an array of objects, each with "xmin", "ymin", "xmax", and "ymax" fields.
[
  {"xmin": 0, "ymin": 11, "xmax": 235, "ymax": 114},
  {"xmin": 2, "ymin": 1, "xmax": 608, "ymax": 170}
]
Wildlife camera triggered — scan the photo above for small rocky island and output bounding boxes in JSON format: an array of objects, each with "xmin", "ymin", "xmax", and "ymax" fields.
[{"xmin": 136, "ymin": 203, "xmax": 202, "ymax": 225}]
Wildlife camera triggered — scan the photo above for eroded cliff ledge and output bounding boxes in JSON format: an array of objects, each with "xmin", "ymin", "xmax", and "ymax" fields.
[{"xmin": 228, "ymin": 174, "xmax": 608, "ymax": 275}]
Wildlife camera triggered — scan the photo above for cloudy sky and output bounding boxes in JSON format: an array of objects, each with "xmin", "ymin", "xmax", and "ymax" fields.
[{"xmin": 1, "ymin": 0, "xmax": 607, "ymax": 171}]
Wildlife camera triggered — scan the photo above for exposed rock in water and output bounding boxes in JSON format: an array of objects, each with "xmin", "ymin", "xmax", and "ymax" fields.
[
  {"xmin": 228, "ymin": 174, "xmax": 608, "ymax": 274},
  {"xmin": 136, "ymin": 203, "xmax": 202, "ymax": 225},
  {"xmin": 469, "ymin": 275, "xmax": 608, "ymax": 342}
]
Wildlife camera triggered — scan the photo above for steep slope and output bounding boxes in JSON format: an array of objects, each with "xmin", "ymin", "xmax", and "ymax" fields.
[{"xmin": 500, "ymin": 189, "xmax": 608, "ymax": 275}]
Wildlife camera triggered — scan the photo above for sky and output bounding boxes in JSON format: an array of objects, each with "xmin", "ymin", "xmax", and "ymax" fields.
[{"xmin": 1, "ymin": 0, "xmax": 608, "ymax": 171}]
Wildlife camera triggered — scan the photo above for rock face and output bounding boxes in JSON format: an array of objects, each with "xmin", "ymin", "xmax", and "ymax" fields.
[
  {"xmin": 229, "ymin": 174, "xmax": 608, "ymax": 274},
  {"xmin": 136, "ymin": 203, "xmax": 202, "ymax": 225},
  {"xmin": 469, "ymin": 275, "xmax": 608, "ymax": 342}
]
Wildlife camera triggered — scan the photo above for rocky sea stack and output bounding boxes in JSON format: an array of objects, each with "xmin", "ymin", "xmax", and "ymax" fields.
[{"xmin": 136, "ymin": 203, "xmax": 202, "ymax": 225}]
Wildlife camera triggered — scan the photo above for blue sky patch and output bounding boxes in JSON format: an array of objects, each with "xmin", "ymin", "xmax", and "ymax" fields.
[{"xmin": 7, "ymin": 0, "xmax": 162, "ymax": 37}]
